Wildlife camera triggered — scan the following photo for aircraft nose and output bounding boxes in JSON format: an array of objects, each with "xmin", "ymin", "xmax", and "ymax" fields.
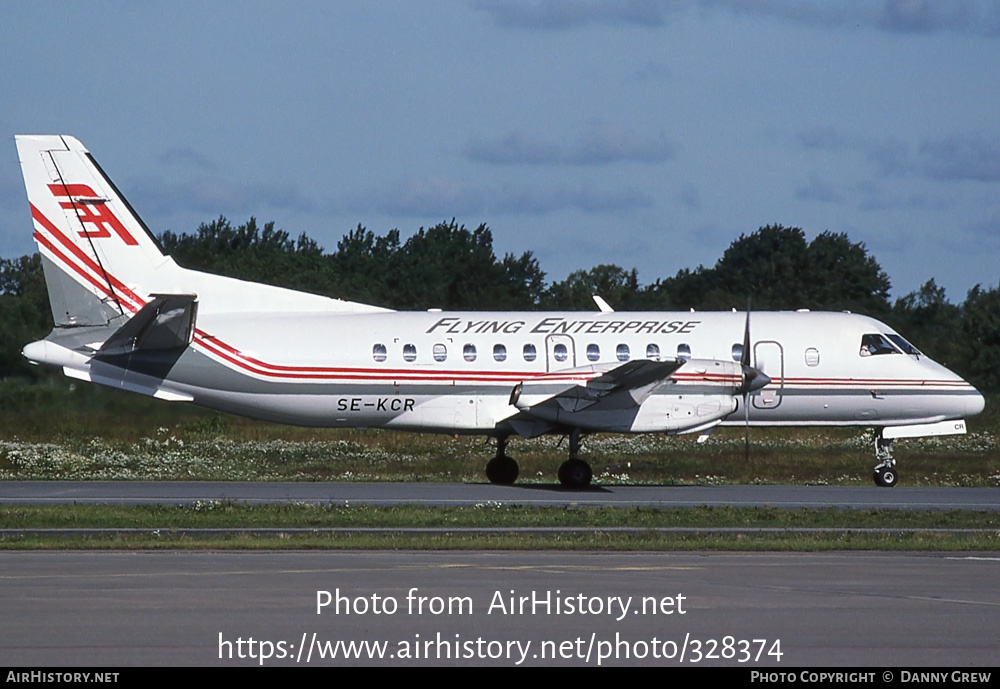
[{"xmin": 966, "ymin": 388, "xmax": 986, "ymax": 417}]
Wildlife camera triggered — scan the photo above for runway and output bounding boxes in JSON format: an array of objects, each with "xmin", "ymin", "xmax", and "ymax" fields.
[
  {"xmin": 1, "ymin": 481, "xmax": 999, "ymax": 510},
  {"xmin": 0, "ymin": 550, "xmax": 997, "ymax": 667},
  {"xmin": 2, "ymin": 483, "xmax": 998, "ymax": 666}
]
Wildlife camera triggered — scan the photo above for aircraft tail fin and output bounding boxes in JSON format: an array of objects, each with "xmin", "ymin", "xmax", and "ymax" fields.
[
  {"xmin": 16, "ymin": 135, "xmax": 176, "ymax": 327},
  {"xmin": 17, "ymin": 135, "xmax": 390, "ymax": 322}
]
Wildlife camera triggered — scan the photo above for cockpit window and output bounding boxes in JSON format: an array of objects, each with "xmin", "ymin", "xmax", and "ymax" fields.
[
  {"xmin": 859, "ymin": 333, "xmax": 898, "ymax": 357},
  {"xmin": 886, "ymin": 334, "xmax": 921, "ymax": 356}
]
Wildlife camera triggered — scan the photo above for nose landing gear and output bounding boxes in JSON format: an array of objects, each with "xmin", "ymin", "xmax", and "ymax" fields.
[{"xmin": 872, "ymin": 432, "xmax": 898, "ymax": 488}]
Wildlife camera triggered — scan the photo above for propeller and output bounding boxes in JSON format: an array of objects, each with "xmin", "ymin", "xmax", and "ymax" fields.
[{"xmin": 735, "ymin": 303, "xmax": 771, "ymax": 461}]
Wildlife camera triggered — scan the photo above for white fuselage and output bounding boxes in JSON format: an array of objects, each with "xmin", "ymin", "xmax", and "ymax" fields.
[{"xmin": 123, "ymin": 308, "xmax": 983, "ymax": 436}]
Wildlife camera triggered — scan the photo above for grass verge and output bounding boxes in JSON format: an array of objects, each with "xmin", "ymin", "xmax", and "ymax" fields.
[{"xmin": 1, "ymin": 504, "xmax": 998, "ymax": 550}]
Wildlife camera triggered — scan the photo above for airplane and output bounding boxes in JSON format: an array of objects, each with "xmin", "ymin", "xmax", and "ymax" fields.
[{"xmin": 14, "ymin": 135, "xmax": 986, "ymax": 488}]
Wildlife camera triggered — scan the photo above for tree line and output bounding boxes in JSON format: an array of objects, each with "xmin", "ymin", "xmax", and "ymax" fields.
[{"xmin": 2, "ymin": 219, "xmax": 998, "ymax": 391}]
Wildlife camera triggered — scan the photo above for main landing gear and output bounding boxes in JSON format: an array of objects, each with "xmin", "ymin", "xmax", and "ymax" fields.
[
  {"xmin": 872, "ymin": 431, "xmax": 898, "ymax": 488},
  {"xmin": 484, "ymin": 430, "xmax": 594, "ymax": 489},
  {"xmin": 557, "ymin": 428, "xmax": 592, "ymax": 489},
  {"xmin": 485, "ymin": 436, "xmax": 519, "ymax": 485}
]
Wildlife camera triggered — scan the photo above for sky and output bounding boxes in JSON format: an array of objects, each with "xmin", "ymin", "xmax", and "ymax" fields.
[{"xmin": 1, "ymin": 0, "xmax": 998, "ymax": 305}]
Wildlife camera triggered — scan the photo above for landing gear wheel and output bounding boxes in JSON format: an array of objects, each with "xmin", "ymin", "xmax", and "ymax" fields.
[
  {"xmin": 873, "ymin": 465, "xmax": 898, "ymax": 488},
  {"xmin": 872, "ymin": 430, "xmax": 897, "ymax": 487},
  {"xmin": 558, "ymin": 458, "xmax": 592, "ymax": 488},
  {"xmin": 486, "ymin": 454, "xmax": 519, "ymax": 485}
]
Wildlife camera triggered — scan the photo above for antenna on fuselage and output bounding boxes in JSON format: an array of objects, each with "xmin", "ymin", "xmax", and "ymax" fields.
[{"xmin": 592, "ymin": 295, "xmax": 614, "ymax": 313}]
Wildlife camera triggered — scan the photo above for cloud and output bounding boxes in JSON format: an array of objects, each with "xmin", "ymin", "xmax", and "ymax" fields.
[
  {"xmin": 466, "ymin": 124, "xmax": 676, "ymax": 166},
  {"xmin": 801, "ymin": 128, "xmax": 1000, "ymax": 183},
  {"xmin": 865, "ymin": 137, "xmax": 914, "ymax": 177},
  {"xmin": 473, "ymin": 0, "xmax": 673, "ymax": 30},
  {"xmin": 795, "ymin": 173, "xmax": 844, "ymax": 203},
  {"xmin": 919, "ymin": 136, "xmax": 1000, "ymax": 182},
  {"xmin": 798, "ymin": 126, "xmax": 849, "ymax": 151},
  {"xmin": 491, "ymin": 183, "xmax": 651, "ymax": 214},
  {"xmin": 353, "ymin": 177, "xmax": 652, "ymax": 217},
  {"xmin": 464, "ymin": 133, "xmax": 562, "ymax": 166},
  {"xmin": 703, "ymin": 0, "xmax": 859, "ymax": 29},
  {"xmin": 475, "ymin": 0, "xmax": 1000, "ymax": 37},
  {"xmin": 156, "ymin": 147, "xmax": 218, "ymax": 173},
  {"xmin": 876, "ymin": 0, "xmax": 1000, "ymax": 36},
  {"xmin": 350, "ymin": 177, "xmax": 488, "ymax": 217},
  {"xmin": 710, "ymin": 0, "xmax": 1000, "ymax": 36},
  {"xmin": 479, "ymin": 0, "xmax": 1000, "ymax": 37},
  {"xmin": 129, "ymin": 176, "xmax": 317, "ymax": 217},
  {"xmin": 968, "ymin": 215, "xmax": 1000, "ymax": 248},
  {"xmin": 675, "ymin": 182, "xmax": 701, "ymax": 210},
  {"xmin": 634, "ymin": 59, "xmax": 672, "ymax": 82}
]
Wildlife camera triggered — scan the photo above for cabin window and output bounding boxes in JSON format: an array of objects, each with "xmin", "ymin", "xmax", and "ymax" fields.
[
  {"xmin": 553, "ymin": 343, "xmax": 568, "ymax": 362},
  {"xmin": 523, "ymin": 343, "xmax": 537, "ymax": 362},
  {"xmin": 372, "ymin": 343, "xmax": 387, "ymax": 362},
  {"xmin": 586, "ymin": 344, "xmax": 600, "ymax": 362},
  {"xmin": 646, "ymin": 343, "xmax": 660, "ymax": 361},
  {"xmin": 859, "ymin": 333, "xmax": 898, "ymax": 357},
  {"xmin": 805, "ymin": 347, "xmax": 820, "ymax": 367},
  {"xmin": 463, "ymin": 343, "xmax": 477, "ymax": 362},
  {"xmin": 677, "ymin": 343, "xmax": 691, "ymax": 360},
  {"xmin": 493, "ymin": 344, "xmax": 507, "ymax": 362},
  {"xmin": 402, "ymin": 343, "xmax": 417, "ymax": 362},
  {"xmin": 432, "ymin": 343, "xmax": 447, "ymax": 362},
  {"xmin": 731, "ymin": 343, "xmax": 744, "ymax": 362},
  {"xmin": 616, "ymin": 344, "xmax": 630, "ymax": 362}
]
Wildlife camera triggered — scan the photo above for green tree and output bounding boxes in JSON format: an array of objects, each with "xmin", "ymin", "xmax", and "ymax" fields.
[
  {"xmin": 542, "ymin": 265, "xmax": 640, "ymax": 310},
  {"xmin": 890, "ymin": 279, "xmax": 963, "ymax": 368},
  {"xmin": 386, "ymin": 221, "xmax": 521, "ymax": 310},
  {"xmin": 160, "ymin": 217, "xmax": 336, "ymax": 296},
  {"xmin": 806, "ymin": 232, "xmax": 891, "ymax": 317},
  {"xmin": 646, "ymin": 225, "xmax": 892, "ymax": 314},
  {"xmin": 960, "ymin": 284, "xmax": 1000, "ymax": 392},
  {"xmin": 0, "ymin": 254, "xmax": 53, "ymax": 378},
  {"xmin": 330, "ymin": 225, "xmax": 401, "ymax": 305}
]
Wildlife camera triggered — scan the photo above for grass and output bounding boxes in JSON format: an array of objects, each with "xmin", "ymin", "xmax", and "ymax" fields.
[
  {"xmin": 1, "ymin": 423, "xmax": 996, "ymax": 486},
  {"xmin": 1, "ymin": 503, "xmax": 998, "ymax": 550}
]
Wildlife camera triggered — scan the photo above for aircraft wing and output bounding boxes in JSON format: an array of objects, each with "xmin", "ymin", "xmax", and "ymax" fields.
[
  {"xmin": 507, "ymin": 359, "xmax": 685, "ymax": 436},
  {"xmin": 548, "ymin": 359, "xmax": 684, "ymax": 411}
]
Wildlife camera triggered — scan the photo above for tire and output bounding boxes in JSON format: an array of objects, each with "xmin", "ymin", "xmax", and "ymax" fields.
[
  {"xmin": 486, "ymin": 455, "xmax": 518, "ymax": 485},
  {"xmin": 558, "ymin": 459, "xmax": 592, "ymax": 488},
  {"xmin": 873, "ymin": 467, "xmax": 898, "ymax": 488}
]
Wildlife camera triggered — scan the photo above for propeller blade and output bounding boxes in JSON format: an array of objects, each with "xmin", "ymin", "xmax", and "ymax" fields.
[
  {"xmin": 742, "ymin": 300, "xmax": 752, "ymax": 462},
  {"xmin": 744, "ymin": 389, "xmax": 750, "ymax": 462}
]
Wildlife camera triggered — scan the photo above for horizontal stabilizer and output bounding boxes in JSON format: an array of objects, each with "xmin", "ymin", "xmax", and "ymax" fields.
[
  {"xmin": 63, "ymin": 366, "xmax": 194, "ymax": 402},
  {"xmin": 96, "ymin": 294, "xmax": 197, "ymax": 358}
]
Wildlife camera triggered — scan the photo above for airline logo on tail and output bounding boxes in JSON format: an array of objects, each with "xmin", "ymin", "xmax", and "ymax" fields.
[{"xmin": 48, "ymin": 183, "xmax": 138, "ymax": 245}]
